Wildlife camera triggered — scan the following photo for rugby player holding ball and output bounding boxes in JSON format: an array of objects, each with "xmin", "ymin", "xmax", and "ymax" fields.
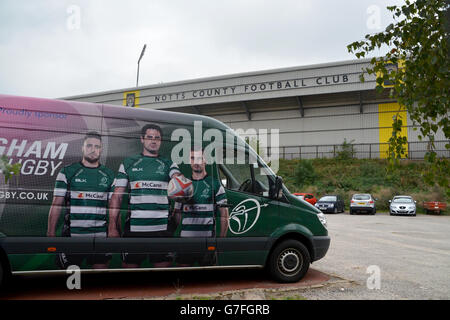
[
  {"xmin": 172, "ymin": 147, "xmax": 229, "ymax": 267},
  {"xmin": 108, "ymin": 124, "xmax": 184, "ymax": 268}
]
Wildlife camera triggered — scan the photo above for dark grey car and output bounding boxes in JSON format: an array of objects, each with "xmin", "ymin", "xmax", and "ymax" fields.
[{"xmin": 315, "ymin": 195, "xmax": 345, "ymax": 214}]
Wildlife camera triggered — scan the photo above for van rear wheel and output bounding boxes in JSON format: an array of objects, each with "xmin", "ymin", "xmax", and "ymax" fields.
[{"xmin": 268, "ymin": 240, "xmax": 310, "ymax": 283}]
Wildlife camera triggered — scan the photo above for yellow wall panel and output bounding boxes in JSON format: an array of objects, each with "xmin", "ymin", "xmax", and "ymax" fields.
[{"xmin": 378, "ymin": 102, "xmax": 408, "ymax": 158}]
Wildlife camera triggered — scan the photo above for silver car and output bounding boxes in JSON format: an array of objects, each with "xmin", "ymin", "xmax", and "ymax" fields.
[
  {"xmin": 389, "ymin": 196, "xmax": 417, "ymax": 216},
  {"xmin": 350, "ymin": 194, "xmax": 376, "ymax": 215}
]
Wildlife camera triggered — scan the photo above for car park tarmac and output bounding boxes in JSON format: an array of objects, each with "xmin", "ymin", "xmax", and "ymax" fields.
[
  {"xmin": 306, "ymin": 212, "xmax": 450, "ymax": 299},
  {"xmin": 1, "ymin": 212, "xmax": 448, "ymax": 300}
]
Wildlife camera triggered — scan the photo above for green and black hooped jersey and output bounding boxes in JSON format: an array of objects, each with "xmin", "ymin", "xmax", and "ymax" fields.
[
  {"xmin": 114, "ymin": 154, "xmax": 180, "ymax": 233},
  {"xmin": 53, "ymin": 162, "xmax": 115, "ymax": 237},
  {"xmin": 175, "ymin": 176, "xmax": 227, "ymax": 237}
]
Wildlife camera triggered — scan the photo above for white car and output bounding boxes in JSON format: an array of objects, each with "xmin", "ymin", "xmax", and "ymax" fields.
[
  {"xmin": 350, "ymin": 194, "xmax": 376, "ymax": 215},
  {"xmin": 389, "ymin": 196, "xmax": 417, "ymax": 216}
]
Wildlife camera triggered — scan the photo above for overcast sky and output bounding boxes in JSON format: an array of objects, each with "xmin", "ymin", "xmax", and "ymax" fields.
[{"xmin": 0, "ymin": 0, "xmax": 404, "ymax": 99}]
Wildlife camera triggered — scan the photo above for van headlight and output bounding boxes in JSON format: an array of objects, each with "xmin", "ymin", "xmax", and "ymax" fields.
[{"xmin": 317, "ymin": 212, "xmax": 327, "ymax": 229}]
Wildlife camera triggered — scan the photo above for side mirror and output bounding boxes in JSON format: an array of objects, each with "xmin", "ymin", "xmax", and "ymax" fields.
[
  {"xmin": 375, "ymin": 198, "xmax": 378, "ymax": 201},
  {"xmin": 388, "ymin": 200, "xmax": 392, "ymax": 203},
  {"xmin": 269, "ymin": 176, "xmax": 283, "ymax": 199},
  {"xmin": 414, "ymin": 200, "xmax": 417, "ymax": 203}
]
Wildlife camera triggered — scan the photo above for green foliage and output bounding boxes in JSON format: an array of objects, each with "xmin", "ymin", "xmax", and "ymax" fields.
[
  {"xmin": 387, "ymin": 114, "xmax": 408, "ymax": 169},
  {"xmin": 0, "ymin": 156, "xmax": 21, "ymax": 183},
  {"xmin": 359, "ymin": 161, "xmax": 386, "ymax": 189},
  {"xmin": 335, "ymin": 139, "xmax": 355, "ymax": 160},
  {"xmin": 282, "ymin": 158, "xmax": 449, "ymax": 211},
  {"xmin": 295, "ymin": 160, "xmax": 318, "ymax": 187},
  {"xmin": 422, "ymin": 156, "xmax": 450, "ymax": 197},
  {"xmin": 347, "ymin": 0, "xmax": 449, "ymax": 192}
]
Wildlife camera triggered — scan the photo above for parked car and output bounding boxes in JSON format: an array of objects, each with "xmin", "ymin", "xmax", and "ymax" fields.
[
  {"xmin": 293, "ymin": 193, "xmax": 317, "ymax": 205},
  {"xmin": 350, "ymin": 194, "xmax": 376, "ymax": 215},
  {"xmin": 315, "ymin": 195, "xmax": 345, "ymax": 214},
  {"xmin": 423, "ymin": 201, "xmax": 447, "ymax": 215},
  {"xmin": 389, "ymin": 196, "xmax": 417, "ymax": 216}
]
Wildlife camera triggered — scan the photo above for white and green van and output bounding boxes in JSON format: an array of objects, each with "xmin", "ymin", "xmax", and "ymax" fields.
[{"xmin": 0, "ymin": 94, "xmax": 329, "ymax": 287}]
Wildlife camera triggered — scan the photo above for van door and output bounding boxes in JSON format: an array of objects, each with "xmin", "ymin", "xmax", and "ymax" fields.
[{"xmin": 214, "ymin": 155, "xmax": 279, "ymax": 266}]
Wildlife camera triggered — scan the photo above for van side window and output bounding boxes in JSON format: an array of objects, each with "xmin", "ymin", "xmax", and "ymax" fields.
[
  {"xmin": 218, "ymin": 163, "xmax": 253, "ymax": 193},
  {"xmin": 252, "ymin": 164, "xmax": 271, "ymax": 197},
  {"xmin": 218, "ymin": 147, "xmax": 272, "ymax": 198}
]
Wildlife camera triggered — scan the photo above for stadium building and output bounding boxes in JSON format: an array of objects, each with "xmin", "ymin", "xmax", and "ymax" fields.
[{"xmin": 63, "ymin": 58, "xmax": 448, "ymax": 160}]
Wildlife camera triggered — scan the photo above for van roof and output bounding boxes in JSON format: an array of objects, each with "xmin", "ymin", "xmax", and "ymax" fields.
[{"xmin": 0, "ymin": 94, "xmax": 231, "ymax": 131}]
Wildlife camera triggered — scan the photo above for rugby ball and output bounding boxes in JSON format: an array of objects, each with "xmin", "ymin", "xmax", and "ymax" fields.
[{"xmin": 167, "ymin": 175, "xmax": 193, "ymax": 202}]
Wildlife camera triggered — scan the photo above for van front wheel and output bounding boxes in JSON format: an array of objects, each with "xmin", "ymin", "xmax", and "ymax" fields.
[{"xmin": 269, "ymin": 240, "xmax": 310, "ymax": 283}]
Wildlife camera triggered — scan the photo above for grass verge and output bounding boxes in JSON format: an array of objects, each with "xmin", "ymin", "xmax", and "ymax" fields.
[{"xmin": 278, "ymin": 158, "xmax": 449, "ymax": 213}]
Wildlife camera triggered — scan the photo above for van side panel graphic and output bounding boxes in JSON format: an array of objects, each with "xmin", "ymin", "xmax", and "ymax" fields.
[
  {"xmin": 0, "ymin": 95, "xmax": 229, "ymax": 271},
  {"xmin": 0, "ymin": 94, "xmax": 329, "ymax": 278},
  {"xmin": 229, "ymin": 199, "xmax": 267, "ymax": 235}
]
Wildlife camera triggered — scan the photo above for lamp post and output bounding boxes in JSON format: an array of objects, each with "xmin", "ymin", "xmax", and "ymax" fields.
[{"xmin": 136, "ymin": 44, "xmax": 147, "ymax": 87}]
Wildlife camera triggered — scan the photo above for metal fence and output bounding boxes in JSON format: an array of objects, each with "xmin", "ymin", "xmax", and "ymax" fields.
[{"xmin": 262, "ymin": 140, "xmax": 449, "ymax": 160}]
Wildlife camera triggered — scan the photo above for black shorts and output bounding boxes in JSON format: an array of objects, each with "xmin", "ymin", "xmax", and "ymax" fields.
[
  {"xmin": 121, "ymin": 252, "xmax": 175, "ymax": 266},
  {"xmin": 57, "ymin": 253, "xmax": 112, "ymax": 269},
  {"xmin": 176, "ymin": 251, "xmax": 217, "ymax": 267},
  {"xmin": 121, "ymin": 229, "xmax": 174, "ymax": 266}
]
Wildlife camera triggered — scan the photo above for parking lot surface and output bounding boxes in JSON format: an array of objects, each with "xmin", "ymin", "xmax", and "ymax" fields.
[
  {"xmin": 307, "ymin": 212, "xmax": 450, "ymax": 299},
  {"xmin": 1, "ymin": 212, "xmax": 448, "ymax": 300}
]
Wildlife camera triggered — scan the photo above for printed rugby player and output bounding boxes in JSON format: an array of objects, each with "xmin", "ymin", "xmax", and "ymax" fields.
[
  {"xmin": 47, "ymin": 132, "xmax": 115, "ymax": 269},
  {"xmin": 108, "ymin": 124, "xmax": 183, "ymax": 268},
  {"xmin": 173, "ymin": 147, "xmax": 229, "ymax": 266}
]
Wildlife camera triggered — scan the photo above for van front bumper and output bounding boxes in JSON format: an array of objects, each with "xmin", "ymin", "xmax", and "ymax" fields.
[{"xmin": 312, "ymin": 236, "xmax": 330, "ymax": 262}]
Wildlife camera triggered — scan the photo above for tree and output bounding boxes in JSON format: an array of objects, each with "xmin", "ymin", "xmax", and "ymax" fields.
[{"xmin": 347, "ymin": 0, "xmax": 449, "ymax": 192}]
